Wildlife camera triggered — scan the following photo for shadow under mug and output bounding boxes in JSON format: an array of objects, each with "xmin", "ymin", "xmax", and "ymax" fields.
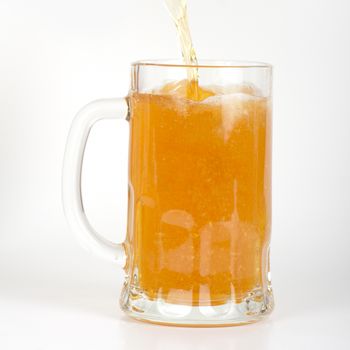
[{"xmin": 62, "ymin": 60, "xmax": 274, "ymax": 326}]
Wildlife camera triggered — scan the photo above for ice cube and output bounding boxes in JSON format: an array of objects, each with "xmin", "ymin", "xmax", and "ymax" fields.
[{"xmin": 204, "ymin": 92, "xmax": 261, "ymax": 141}]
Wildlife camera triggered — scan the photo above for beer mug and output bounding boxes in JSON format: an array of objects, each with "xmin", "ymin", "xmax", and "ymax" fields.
[{"xmin": 62, "ymin": 60, "xmax": 273, "ymax": 326}]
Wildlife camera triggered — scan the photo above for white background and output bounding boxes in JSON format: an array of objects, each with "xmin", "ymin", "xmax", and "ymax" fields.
[{"xmin": 1, "ymin": 0, "xmax": 350, "ymax": 349}]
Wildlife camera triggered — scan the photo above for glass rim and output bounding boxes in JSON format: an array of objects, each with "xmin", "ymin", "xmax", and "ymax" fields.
[{"xmin": 132, "ymin": 59, "xmax": 272, "ymax": 69}]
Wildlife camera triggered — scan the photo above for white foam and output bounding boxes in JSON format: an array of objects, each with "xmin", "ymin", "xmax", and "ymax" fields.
[
  {"xmin": 203, "ymin": 92, "xmax": 258, "ymax": 105},
  {"xmin": 206, "ymin": 82, "xmax": 262, "ymax": 96}
]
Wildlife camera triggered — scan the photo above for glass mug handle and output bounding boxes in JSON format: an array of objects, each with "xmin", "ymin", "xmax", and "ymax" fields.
[{"xmin": 62, "ymin": 98, "xmax": 128, "ymax": 266}]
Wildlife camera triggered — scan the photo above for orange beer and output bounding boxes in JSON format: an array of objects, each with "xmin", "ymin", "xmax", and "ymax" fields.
[{"xmin": 127, "ymin": 80, "xmax": 271, "ymax": 306}]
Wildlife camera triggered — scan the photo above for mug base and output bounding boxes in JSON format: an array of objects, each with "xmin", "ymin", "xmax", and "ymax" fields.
[{"xmin": 120, "ymin": 286, "xmax": 273, "ymax": 327}]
